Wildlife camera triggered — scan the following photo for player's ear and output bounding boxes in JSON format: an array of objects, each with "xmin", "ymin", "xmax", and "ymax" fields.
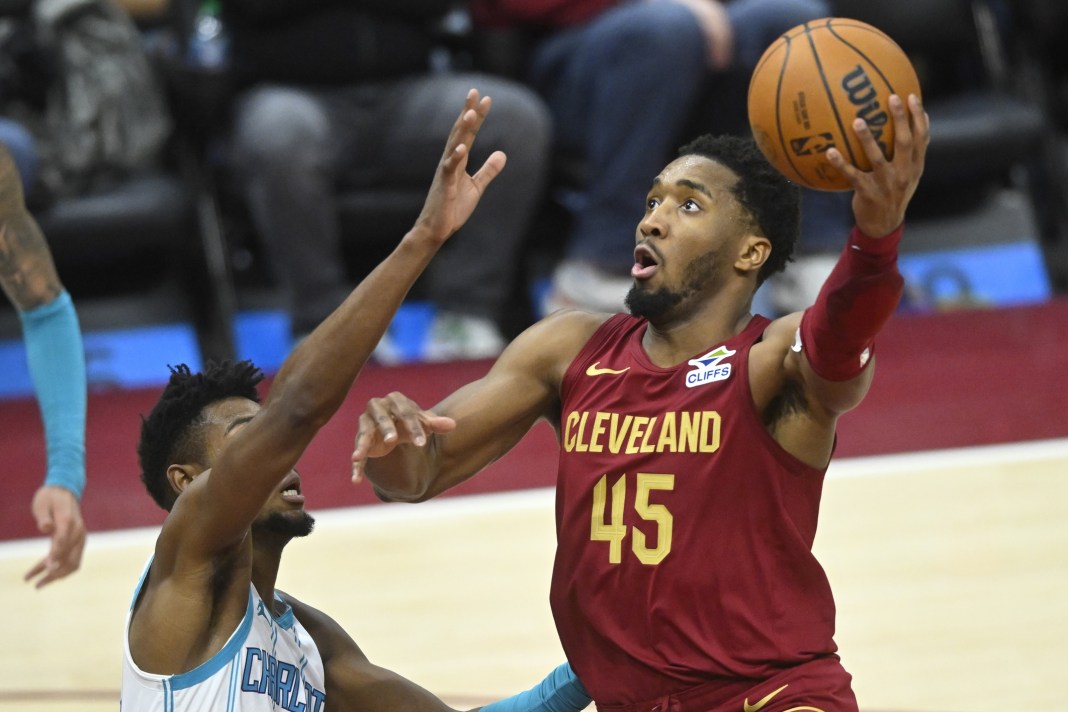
[
  {"xmin": 167, "ymin": 464, "xmax": 203, "ymax": 496},
  {"xmin": 735, "ymin": 233, "xmax": 771, "ymax": 276}
]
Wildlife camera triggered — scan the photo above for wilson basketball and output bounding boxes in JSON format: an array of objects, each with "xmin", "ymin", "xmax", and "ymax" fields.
[{"xmin": 747, "ymin": 17, "xmax": 921, "ymax": 191}]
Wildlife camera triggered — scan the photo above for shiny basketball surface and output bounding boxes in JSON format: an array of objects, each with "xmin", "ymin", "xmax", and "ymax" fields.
[{"xmin": 747, "ymin": 17, "xmax": 922, "ymax": 191}]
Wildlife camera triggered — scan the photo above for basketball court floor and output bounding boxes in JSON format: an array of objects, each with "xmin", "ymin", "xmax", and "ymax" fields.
[{"xmin": 1, "ymin": 438, "xmax": 1066, "ymax": 712}]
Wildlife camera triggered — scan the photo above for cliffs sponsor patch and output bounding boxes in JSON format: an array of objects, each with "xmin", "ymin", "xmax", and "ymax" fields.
[{"xmin": 685, "ymin": 345, "xmax": 736, "ymax": 388}]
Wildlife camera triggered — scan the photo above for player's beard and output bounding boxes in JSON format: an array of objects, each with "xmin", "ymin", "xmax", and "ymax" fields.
[
  {"xmin": 626, "ymin": 251, "xmax": 718, "ymax": 320},
  {"xmin": 259, "ymin": 510, "xmax": 316, "ymax": 539}
]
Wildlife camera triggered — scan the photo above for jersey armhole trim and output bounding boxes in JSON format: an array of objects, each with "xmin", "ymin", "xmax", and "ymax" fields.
[
  {"xmin": 273, "ymin": 591, "xmax": 296, "ymax": 630},
  {"xmin": 169, "ymin": 589, "xmax": 255, "ymax": 690}
]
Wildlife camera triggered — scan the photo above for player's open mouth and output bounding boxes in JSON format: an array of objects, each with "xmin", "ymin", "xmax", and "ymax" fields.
[
  {"xmin": 632, "ymin": 244, "xmax": 659, "ymax": 280},
  {"xmin": 279, "ymin": 473, "xmax": 305, "ymax": 504}
]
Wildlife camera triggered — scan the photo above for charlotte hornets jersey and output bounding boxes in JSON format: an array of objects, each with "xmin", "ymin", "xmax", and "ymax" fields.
[
  {"xmin": 550, "ymin": 314, "xmax": 839, "ymax": 704},
  {"xmin": 122, "ymin": 564, "xmax": 327, "ymax": 711}
]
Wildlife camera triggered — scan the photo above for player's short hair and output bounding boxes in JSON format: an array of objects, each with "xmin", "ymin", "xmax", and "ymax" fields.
[
  {"xmin": 677, "ymin": 134, "xmax": 801, "ymax": 284},
  {"xmin": 138, "ymin": 360, "xmax": 264, "ymax": 511}
]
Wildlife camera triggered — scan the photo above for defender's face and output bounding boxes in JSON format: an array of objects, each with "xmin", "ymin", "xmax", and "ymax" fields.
[
  {"xmin": 197, "ymin": 398, "xmax": 306, "ymax": 524},
  {"xmin": 630, "ymin": 155, "xmax": 752, "ymax": 299}
]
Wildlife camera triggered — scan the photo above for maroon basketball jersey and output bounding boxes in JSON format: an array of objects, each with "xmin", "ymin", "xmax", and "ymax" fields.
[{"xmin": 549, "ymin": 314, "xmax": 839, "ymax": 704}]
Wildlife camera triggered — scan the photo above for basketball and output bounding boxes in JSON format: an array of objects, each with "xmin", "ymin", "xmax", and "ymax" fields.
[{"xmin": 747, "ymin": 17, "xmax": 922, "ymax": 191}]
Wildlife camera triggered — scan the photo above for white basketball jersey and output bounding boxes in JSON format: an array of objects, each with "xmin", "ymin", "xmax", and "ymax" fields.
[{"xmin": 121, "ymin": 564, "xmax": 327, "ymax": 711}]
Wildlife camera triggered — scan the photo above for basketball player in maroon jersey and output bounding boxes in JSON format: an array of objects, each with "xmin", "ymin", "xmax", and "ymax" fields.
[{"xmin": 352, "ymin": 93, "xmax": 929, "ymax": 711}]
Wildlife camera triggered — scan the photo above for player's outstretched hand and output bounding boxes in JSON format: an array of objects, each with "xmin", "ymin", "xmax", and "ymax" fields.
[
  {"xmin": 826, "ymin": 93, "xmax": 929, "ymax": 238},
  {"xmin": 409, "ymin": 88, "xmax": 507, "ymax": 249},
  {"xmin": 24, "ymin": 485, "xmax": 85, "ymax": 588},
  {"xmin": 351, "ymin": 393, "xmax": 456, "ymax": 483}
]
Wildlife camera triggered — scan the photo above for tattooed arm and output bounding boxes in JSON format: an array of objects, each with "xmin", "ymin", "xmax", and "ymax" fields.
[
  {"xmin": 0, "ymin": 144, "xmax": 62, "ymax": 310},
  {"xmin": 0, "ymin": 143, "xmax": 88, "ymax": 588}
]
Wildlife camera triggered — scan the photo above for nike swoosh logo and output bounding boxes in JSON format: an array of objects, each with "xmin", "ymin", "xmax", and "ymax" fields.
[
  {"xmin": 743, "ymin": 684, "xmax": 788, "ymax": 712},
  {"xmin": 586, "ymin": 362, "xmax": 630, "ymax": 376}
]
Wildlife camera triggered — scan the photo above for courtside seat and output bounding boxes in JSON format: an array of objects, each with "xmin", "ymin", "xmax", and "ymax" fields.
[
  {"xmin": 833, "ymin": 0, "xmax": 1068, "ymax": 294},
  {"xmin": 918, "ymin": 93, "xmax": 1045, "ymax": 189},
  {"xmin": 36, "ymin": 166, "xmax": 234, "ymax": 362},
  {"xmin": 0, "ymin": 62, "xmax": 237, "ymax": 367},
  {"xmin": 832, "ymin": 0, "xmax": 1046, "ymax": 198}
]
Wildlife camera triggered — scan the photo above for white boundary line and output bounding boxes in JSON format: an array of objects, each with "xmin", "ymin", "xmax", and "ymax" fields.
[
  {"xmin": 3, "ymin": 437, "xmax": 1066, "ymax": 559},
  {"xmin": 826, "ymin": 436, "xmax": 1068, "ymax": 478}
]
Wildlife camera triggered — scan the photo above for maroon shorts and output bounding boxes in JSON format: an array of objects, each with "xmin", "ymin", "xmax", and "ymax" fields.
[{"xmin": 595, "ymin": 657, "xmax": 859, "ymax": 712}]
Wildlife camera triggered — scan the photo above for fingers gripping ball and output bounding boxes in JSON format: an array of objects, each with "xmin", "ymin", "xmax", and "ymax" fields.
[{"xmin": 747, "ymin": 17, "xmax": 922, "ymax": 191}]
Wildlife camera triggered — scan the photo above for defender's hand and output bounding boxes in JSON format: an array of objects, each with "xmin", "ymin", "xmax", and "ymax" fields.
[
  {"xmin": 24, "ymin": 485, "xmax": 85, "ymax": 588},
  {"xmin": 409, "ymin": 88, "xmax": 507, "ymax": 248},
  {"xmin": 351, "ymin": 393, "xmax": 456, "ymax": 483}
]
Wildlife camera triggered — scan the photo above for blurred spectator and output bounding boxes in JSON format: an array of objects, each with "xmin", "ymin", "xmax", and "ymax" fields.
[
  {"xmin": 0, "ymin": 0, "xmax": 171, "ymax": 205},
  {"xmin": 0, "ymin": 0, "xmax": 175, "ymax": 585},
  {"xmin": 472, "ymin": 0, "xmax": 850, "ymax": 317},
  {"xmin": 218, "ymin": 0, "xmax": 552, "ymax": 361},
  {"xmin": 1017, "ymin": 0, "xmax": 1068, "ymax": 131}
]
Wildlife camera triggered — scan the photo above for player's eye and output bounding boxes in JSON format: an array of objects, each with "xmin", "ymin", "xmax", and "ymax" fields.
[
  {"xmin": 681, "ymin": 199, "xmax": 701, "ymax": 212},
  {"xmin": 646, "ymin": 197, "xmax": 661, "ymax": 211}
]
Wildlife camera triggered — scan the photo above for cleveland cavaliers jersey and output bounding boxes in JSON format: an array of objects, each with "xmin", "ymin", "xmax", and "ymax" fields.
[
  {"xmin": 122, "ymin": 562, "xmax": 327, "ymax": 711},
  {"xmin": 550, "ymin": 314, "xmax": 839, "ymax": 704}
]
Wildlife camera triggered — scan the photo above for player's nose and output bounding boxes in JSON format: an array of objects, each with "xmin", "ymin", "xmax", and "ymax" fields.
[{"xmin": 638, "ymin": 208, "xmax": 667, "ymax": 240}]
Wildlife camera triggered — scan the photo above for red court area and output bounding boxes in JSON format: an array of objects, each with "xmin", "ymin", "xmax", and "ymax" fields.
[{"xmin": 3, "ymin": 298, "xmax": 1067, "ymax": 542}]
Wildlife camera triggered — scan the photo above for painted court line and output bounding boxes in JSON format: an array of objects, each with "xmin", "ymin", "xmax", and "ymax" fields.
[{"xmin": 2, "ymin": 437, "xmax": 1066, "ymax": 559}]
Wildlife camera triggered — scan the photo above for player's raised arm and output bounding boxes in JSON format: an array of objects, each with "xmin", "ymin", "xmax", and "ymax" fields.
[
  {"xmin": 165, "ymin": 88, "xmax": 508, "ymax": 558},
  {"xmin": 790, "ymin": 93, "xmax": 929, "ymax": 414}
]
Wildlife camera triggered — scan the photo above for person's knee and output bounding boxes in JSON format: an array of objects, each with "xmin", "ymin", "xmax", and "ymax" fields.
[
  {"xmin": 758, "ymin": 0, "xmax": 830, "ymax": 29},
  {"xmin": 232, "ymin": 87, "xmax": 331, "ymax": 167},
  {"xmin": 593, "ymin": 2, "xmax": 705, "ymax": 69},
  {"xmin": 727, "ymin": 0, "xmax": 832, "ymax": 67},
  {"xmin": 726, "ymin": 0, "xmax": 833, "ymax": 45},
  {"xmin": 473, "ymin": 79, "xmax": 553, "ymax": 159}
]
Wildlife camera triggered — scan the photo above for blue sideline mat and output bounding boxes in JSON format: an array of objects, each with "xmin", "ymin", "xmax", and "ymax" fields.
[
  {"xmin": 897, "ymin": 241, "xmax": 1051, "ymax": 310},
  {"xmin": 0, "ymin": 323, "xmax": 202, "ymax": 399},
  {"xmin": 0, "ymin": 303, "xmax": 438, "ymax": 400},
  {"xmin": 0, "ymin": 238, "xmax": 1051, "ymax": 400}
]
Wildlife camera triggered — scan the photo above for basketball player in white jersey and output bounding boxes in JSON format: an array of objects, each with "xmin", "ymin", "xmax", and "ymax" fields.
[{"xmin": 122, "ymin": 90, "xmax": 589, "ymax": 712}]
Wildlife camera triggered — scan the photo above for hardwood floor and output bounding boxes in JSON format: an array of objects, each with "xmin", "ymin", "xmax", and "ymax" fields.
[{"xmin": 1, "ymin": 439, "xmax": 1065, "ymax": 712}]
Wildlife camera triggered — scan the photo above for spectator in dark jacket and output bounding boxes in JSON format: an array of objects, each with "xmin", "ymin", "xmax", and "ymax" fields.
[
  {"xmin": 222, "ymin": 0, "xmax": 553, "ymax": 361},
  {"xmin": 472, "ymin": 0, "xmax": 850, "ymax": 317}
]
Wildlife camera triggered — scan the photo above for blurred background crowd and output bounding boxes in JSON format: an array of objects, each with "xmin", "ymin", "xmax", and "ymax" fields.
[{"xmin": 1, "ymin": 0, "xmax": 1066, "ymax": 384}]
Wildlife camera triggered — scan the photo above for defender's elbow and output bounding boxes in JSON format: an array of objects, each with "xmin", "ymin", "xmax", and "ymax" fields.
[{"xmin": 371, "ymin": 482, "xmax": 432, "ymax": 504}]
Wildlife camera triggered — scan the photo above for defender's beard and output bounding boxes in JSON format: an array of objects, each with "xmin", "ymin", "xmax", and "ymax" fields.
[{"xmin": 259, "ymin": 510, "xmax": 316, "ymax": 539}]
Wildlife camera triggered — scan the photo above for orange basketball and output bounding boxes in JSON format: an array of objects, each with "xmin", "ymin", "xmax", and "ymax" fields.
[{"xmin": 747, "ymin": 17, "xmax": 922, "ymax": 191}]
